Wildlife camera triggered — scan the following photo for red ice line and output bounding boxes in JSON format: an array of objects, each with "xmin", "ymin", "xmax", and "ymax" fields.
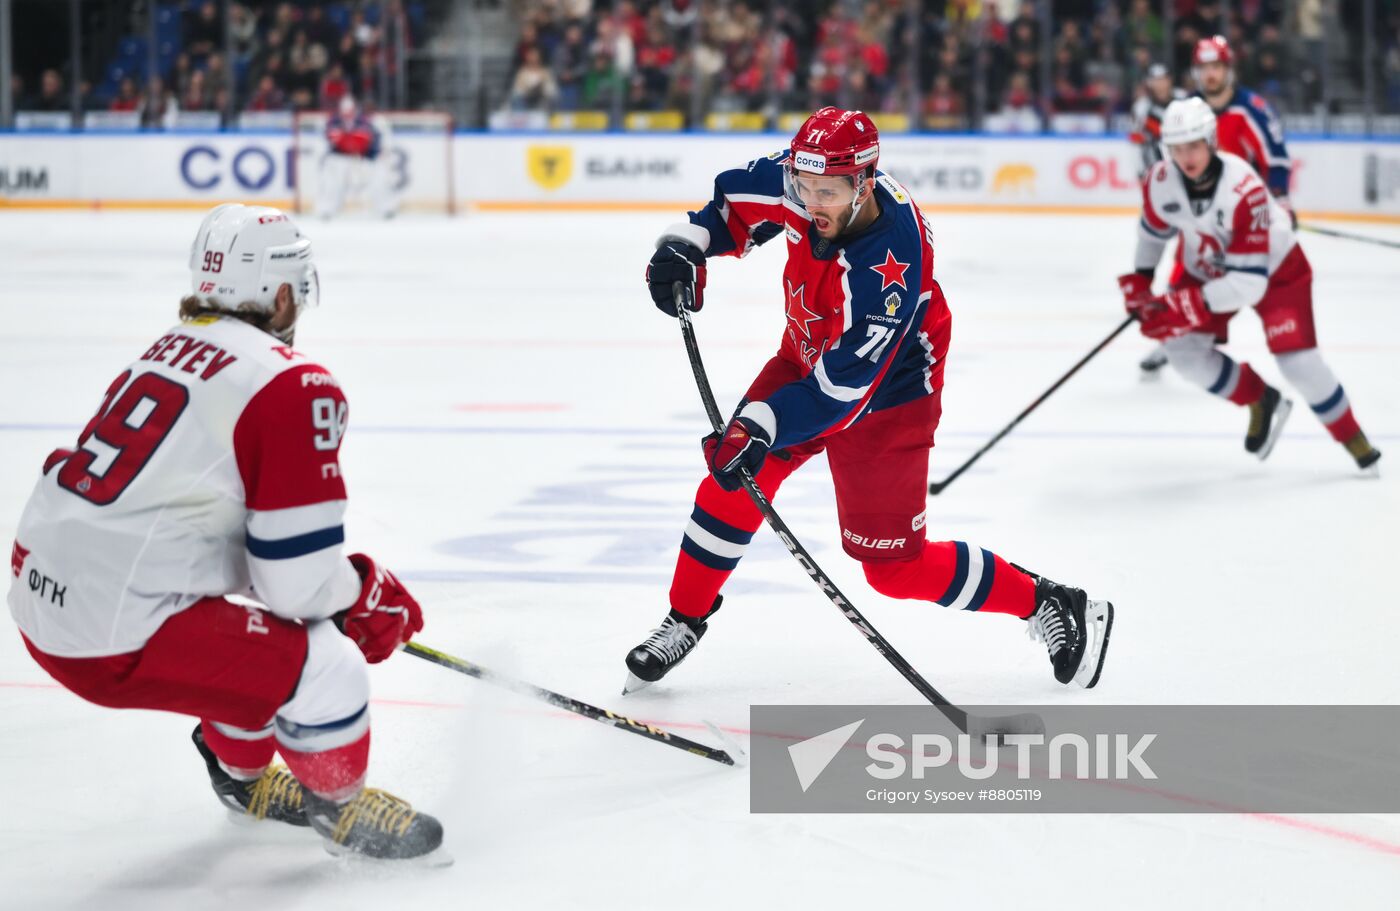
[{"xmin": 5, "ymin": 679, "xmax": 1399, "ymax": 860}]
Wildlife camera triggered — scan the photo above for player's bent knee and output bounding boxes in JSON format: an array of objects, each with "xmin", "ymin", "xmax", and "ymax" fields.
[
  {"xmin": 862, "ymin": 555, "xmax": 923, "ymax": 600},
  {"xmin": 274, "ymin": 619, "xmax": 370, "ymax": 752}
]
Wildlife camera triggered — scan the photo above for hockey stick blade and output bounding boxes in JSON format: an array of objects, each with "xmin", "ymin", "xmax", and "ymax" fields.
[{"xmin": 402, "ymin": 641, "xmax": 736, "ymax": 766}]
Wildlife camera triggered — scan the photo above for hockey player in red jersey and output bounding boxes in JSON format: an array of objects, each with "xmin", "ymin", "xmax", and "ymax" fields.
[
  {"xmin": 1120, "ymin": 99, "xmax": 1381, "ymax": 471},
  {"xmin": 7, "ymin": 204, "xmax": 442, "ymax": 861},
  {"xmin": 623, "ymin": 107, "xmax": 1114, "ymax": 695},
  {"xmin": 1192, "ymin": 35, "xmax": 1294, "ymax": 222}
]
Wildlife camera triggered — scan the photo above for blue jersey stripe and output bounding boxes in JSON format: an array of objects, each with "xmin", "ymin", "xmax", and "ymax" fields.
[{"xmin": 246, "ymin": 525, "xmax": 345, "ymax": 560}]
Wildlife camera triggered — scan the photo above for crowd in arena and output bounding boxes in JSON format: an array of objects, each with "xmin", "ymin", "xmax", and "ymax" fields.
[
  {"xmin": 10, "ymin": 1, "xmax": 414, "ymax": 126},
  {"xmin": 10, "ymin": 0, "xmax": 1400, "ymax": 128},
  {"xmin": 506, "ymin": 0, "xmax": 1400, "ymax": 126}
]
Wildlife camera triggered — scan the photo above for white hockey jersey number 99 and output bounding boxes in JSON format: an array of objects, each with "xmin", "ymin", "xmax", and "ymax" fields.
[
  {"xmin": 48, "ymin": 370, "xmax": 191, "ymax": 507},
  {"xmin": 311, "ymin": 397, "xmax": 348, "ymax": 451}
]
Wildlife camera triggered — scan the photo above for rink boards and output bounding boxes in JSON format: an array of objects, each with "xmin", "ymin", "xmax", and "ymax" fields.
[{"xmin": 2, "ymin": 131, "xmax": 1398, "ymax": 222}]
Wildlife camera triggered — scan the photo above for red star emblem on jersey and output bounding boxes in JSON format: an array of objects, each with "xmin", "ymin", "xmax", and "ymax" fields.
[
  {"xmin": 870, "ymin": 249, "xmax": 909, "ymax": 292},
  {"xmin": 785, "ymin": 279, "xmax": 824, "ymax": 340}
]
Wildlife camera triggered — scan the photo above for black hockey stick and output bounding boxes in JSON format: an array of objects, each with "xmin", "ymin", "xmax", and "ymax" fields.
[
  {"xmin": 928, "ymin": 315, "xmax": 1135, "ymax": 496},
  {"xmin": 1299, "ymin": 223, "xmax": 1400, "ymax": 251},
  {"xmin": 673, "ymin": 282, "xmax": 1041, "ymax": 739},
  {"xmin": 403, "ymin": 640, "xmax": 736, "ymax": 766}
]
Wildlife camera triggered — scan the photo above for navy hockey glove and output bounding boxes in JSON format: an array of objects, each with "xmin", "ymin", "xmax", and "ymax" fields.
[
  {"xmin": 647, "ymin": 241, "xmax": 706, "ymax": 317},
  {"xmin": 703, "ymin": 404, "xmax": 775, "ymax": 492}
]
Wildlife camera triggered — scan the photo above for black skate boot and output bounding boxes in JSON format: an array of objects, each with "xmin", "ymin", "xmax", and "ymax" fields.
[
  {"xmin": 1344, "ymin": 430, "xmax": 1382, "ymax": 474},
  {"xmin": 1018, "ymin": 571, "xmax": 1113, "ymax": 688},
  {"xmin": 304, "ymin": 788, "xmax": 445, "ymax": 862},
  {"xmin": 622, "ymin": 596, "xmax": 721, "ymax": 695},
  {"xmin": 1244, "ymin": 385, "xmax": 1292, "ymax": 460},
  {"xmin": 192, "ymin": 725, "xmax": 308, "ymax": 827}
]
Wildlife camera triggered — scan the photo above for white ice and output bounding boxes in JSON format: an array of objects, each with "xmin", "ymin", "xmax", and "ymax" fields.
[{"xmin": 1, "ymin": 208, "xmax": 1397, "ymax": 910}]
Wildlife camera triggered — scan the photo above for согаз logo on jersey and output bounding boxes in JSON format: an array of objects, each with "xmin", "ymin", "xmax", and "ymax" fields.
[{"xmin": 527, "ymin": 145, "xmax": 573, "ymax": 191}]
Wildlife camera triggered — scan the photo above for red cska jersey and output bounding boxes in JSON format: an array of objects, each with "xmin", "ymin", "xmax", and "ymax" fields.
[{"xmin": 686, "ymin": 149, "xmax": 950, "ymax": 450}]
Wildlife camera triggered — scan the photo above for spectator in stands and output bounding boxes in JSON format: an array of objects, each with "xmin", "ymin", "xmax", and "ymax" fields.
[
  {"xmin": 582, "ymin": 46, "xmax": 624, "ymax": 110},
  {"xmin": 186, "ymin": 0, "xmax": 224, "ymax": 65},
  {"xmin": 31, "ymin": 69, "xmax": 66, "ymax": 112},
  {"xmin": 109, "ymin": 77, "xmax": 140, "ymax": 112},
  {"xmin": 554, "ymin": 23, "xmax": 590, "ymax": 111},
  {"xmin": 182, "ymin": 69, "xmax": 211, "ymax": 112},
  {"xmin": 172, "ymin": 53, "xmax": 195, "ymax": 99},
  {"xmin": 206, "ymin": 53, "xmax": 230, "ymax": 101},
  {"xmin": 320, "ymin": 63, "xmax": 352, "ymax": 112},
  {"xmin": 139, "ymin": 76, "xmax": 178, "ymax": 129},
  {"xmin": 924, "ymin": 72, "xmax": 965, "ymax": 127},
  {"xmin": 246, "ymin": 74, "xmax": 287, "ymax": 111},
  {"xmin": 1002, "ymin": 70, "xmax": 1037, "ymax": 114},
  {"xmin": 510, "ymin": 46, "xmax": 559, "ymax": 111},
  {"xmin": 635, "ymin": 19, "xmax": 676, "ymax": 109}
]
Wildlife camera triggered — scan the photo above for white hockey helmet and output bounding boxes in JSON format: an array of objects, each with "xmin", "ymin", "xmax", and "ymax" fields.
[
  {"xmin": 188, "ymin": 203, "xmax": 319, "ymax": 317},
  {"xmin": 1160, "ymin": 97, "xmax": 1218, "ymax": 150}
]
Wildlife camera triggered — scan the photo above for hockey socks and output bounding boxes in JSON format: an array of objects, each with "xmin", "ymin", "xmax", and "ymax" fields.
[
  {"xmin": 670, "ymin": 461, "xmax": 801, "ymax": 619},
  {"xmin": 863, "ymin": 541, "xmax": 1036, "ymax": 618}
]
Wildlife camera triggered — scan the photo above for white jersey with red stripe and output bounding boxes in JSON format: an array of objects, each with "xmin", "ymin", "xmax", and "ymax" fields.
[
  {"xmin": 684, "ymin": 149, "xmax": 950, "ymax": 450},
  {"xmin": 8, "ymin": 315, "xmax": 360, "ymax": 657},
  {"xmin": 1136, "ymin": 152, "xmax": 1297, "ymax": 313}
]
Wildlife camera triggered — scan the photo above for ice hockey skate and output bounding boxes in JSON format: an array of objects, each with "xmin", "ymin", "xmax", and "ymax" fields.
[
  {"xmin": 304, "ymin": 787, "xmax": 447, "ymax": 863},
  {"xmin": 193, "ymin": 725, "xmax": 308, "ymax": 827},
  {"xmin": 1245, "ymin": 385, "xmax": 1292, "ymax": 460},
  {"xmin": 622, "ymin": 597, "xmax": 721, "ymax": 695},
  {"xmin": 1344, "ymin": 431, "xmax": 1382, "ymax": 475},
  {"xmin": 1022, "ymin": 573, "xmax": 1114, "ymax": 688}
]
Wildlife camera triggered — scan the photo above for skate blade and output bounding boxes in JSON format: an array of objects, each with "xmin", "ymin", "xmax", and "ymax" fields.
[
  {"xmin": 1254, "ymin": 398, "xmax": 1293, "ymax": 462},
  {"xmin": 323, "ymin": 840, "xmax": 455, "ymax": 868},
  {"xmin": 1073, "ymin": 600, "xmax": 1114, "ymax": 689},
  {"xmin": 621, "ymin": 671, "xmax": 657, "ymax": 696}
]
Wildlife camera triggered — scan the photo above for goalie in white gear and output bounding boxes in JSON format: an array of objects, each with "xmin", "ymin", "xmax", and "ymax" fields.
[
  {"xmin": 1118, "ymin": 98, "xmax": 1380, "ymax": 470},
  {"xmin": 317, "ymin": 96, "xmax": 400, "ymax": 220}
]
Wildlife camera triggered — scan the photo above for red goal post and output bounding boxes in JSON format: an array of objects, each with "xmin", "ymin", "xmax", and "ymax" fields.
[{"xmin": 291, "ymin": 109, "xmax": 456, "ymax": 215}]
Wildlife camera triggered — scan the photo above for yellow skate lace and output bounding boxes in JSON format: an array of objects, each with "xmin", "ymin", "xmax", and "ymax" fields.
[
  {"xmin": 245, "ymin": 765, "xmax": 304, "ymax": 821},
  {"xmin": 331, "ymin": 789, "xmax": 418, "ymax": 844}
]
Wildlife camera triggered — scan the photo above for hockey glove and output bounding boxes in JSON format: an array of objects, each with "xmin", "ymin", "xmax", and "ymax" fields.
[
  {"xmin": 1138, "ymin": 285, "xmax": 1212, "ymax": 341},
  {"xmin": 647, "ymin": 241, "xmax": 706, "ymax": 317},
  {"xmin": 338, "ymin": 553, "xmax": 424, "ymax": 663},
  {"xmin": 703, "ymin": 404, "xmax": 774, "ymax": 492},
  {"xmin": 1117, "ymin": 272, "xmax": 1154, "ymax": 318}
]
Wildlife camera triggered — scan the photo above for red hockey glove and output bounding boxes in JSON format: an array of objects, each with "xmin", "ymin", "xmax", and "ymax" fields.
[
  {"xmin": 1138, "ymin": 286, "xmax": 1212, "ymax": 341},
  {"xmin": 1117, "ymin": 272, "xmax": 1154, "ymax": 318},
  {"xmin": 338, "ymin": 553, "xmax": 423, "ymax": 663},
  {"xmin": 703, "ymin": 408, "xmax": 773, "ymax": 492}
]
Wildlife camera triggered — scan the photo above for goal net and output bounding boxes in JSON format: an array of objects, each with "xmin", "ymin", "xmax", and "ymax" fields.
[{"xmin": 292, "ymin": 110, "xmax": 456, "ymax": 216}]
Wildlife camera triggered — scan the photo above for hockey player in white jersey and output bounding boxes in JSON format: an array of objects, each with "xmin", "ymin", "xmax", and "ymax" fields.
[
  {"xmin": 8, "ymin": 204, "xmax": 443, "ymax": 860},
  {"xmin": 1119, "ymin": 99, "xmax": 1381, "ymax": 471}
]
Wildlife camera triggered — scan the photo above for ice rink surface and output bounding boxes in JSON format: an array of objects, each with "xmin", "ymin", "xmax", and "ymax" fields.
[{"xmin": 1, "ymin": 207, "xmax": 1397, "ymax": 910}]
